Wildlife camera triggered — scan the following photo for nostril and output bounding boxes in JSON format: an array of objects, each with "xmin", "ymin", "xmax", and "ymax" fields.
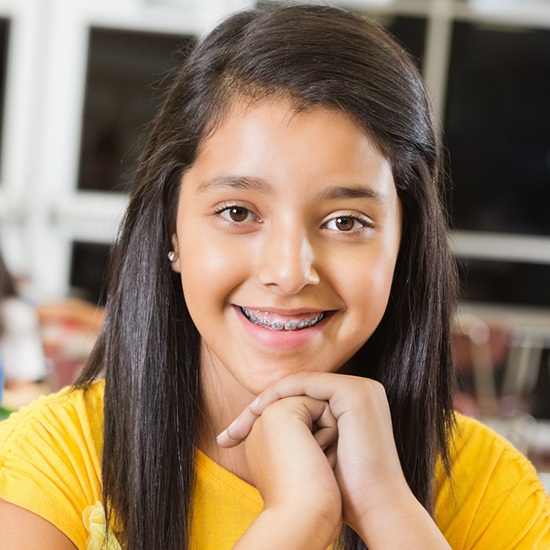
[{"xmin": 256, "ymin": 230, "xmax": 320, "ymax": 293}]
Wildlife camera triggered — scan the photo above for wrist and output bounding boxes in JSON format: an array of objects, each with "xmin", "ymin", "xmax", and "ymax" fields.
[
  {"xmin": 352, "ymin": 489, "xmax": 450, "ymax": 550},
  {"xmin": 235, "ymin": 505, "xmax": 341, "ymax": 550}
]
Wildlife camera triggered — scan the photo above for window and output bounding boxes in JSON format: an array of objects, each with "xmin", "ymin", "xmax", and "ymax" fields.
[
  {"xmin": 78, "ymin": 27, "xmax": 195, "ymax": 192},
  {"xmin": 374, "ymin": 14, "xmax": 427, "ymax": 70},
  {"xmin": 458, "ymin": 258, "xmax": 550, "ymax": 307},
  {"xmin": 69, "ymin": 241, "xmax": 112, "ymax": 305},
  {"xmin": 445, "ymin": 21, "xmax": 550, "ymax": 237}
]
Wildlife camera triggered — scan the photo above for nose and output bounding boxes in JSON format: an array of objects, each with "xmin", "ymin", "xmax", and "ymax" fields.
[{"xmin": 257, "ymin": 225, "xmax": 320, "ymax": 294}]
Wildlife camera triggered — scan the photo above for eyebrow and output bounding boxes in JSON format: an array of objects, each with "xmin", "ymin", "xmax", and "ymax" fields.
[
  {"xmin": 197, "ymin": 175, "xmax": 386, "ymax": 202},
  {"xmin": 321, "ymin": 185, "xmax": 387, "ymax": 203},
  {"xmin": 197, "ymin": 175, "xmax": 273, "ymax": 194}
]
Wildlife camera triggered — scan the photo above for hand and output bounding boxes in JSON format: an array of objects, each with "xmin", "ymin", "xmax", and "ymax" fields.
[
  {"xmin": 220, "ymin": 373, "xmax": 451, "ymax": 549},
  {"xmin": 218, "ymin": 373, "xmax": 409, "ymax": 534},
  {"xmin": 231, "ymin": 395, "xmax": 342, "ymax": 549}
]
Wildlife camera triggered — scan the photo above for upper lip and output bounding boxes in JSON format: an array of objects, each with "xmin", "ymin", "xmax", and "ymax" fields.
[{"xmin": 237, "ymin": 305, "xmax": 328, "ymax": 316}]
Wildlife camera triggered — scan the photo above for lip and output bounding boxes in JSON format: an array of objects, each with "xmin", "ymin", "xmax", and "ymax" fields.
[
  {"xmin": 239, "ymin": 306, "xmax": 327, "ymax": 317},
  {"xmin": 241, "ymin": 306, "xmax": 325, "ymax": 331},
  {"xmin": 233, "ymin": 305, "xmax": 332, "ymax": 349}
]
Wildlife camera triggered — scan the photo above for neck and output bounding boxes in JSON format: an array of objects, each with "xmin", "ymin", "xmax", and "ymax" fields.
[{"xmin": 198, "ymin": 350, "xmax": 257, "ymax": 485}]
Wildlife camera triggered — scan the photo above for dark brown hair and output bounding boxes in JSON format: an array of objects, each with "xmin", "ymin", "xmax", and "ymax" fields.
[{"xmin": 78, "ymin": 3, "xmax": 458, "ymax": 548}]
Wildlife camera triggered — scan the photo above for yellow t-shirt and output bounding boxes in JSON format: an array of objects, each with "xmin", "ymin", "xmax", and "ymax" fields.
[{"xmin": 0, "ymin": 380, "xmax": 549, "ymax": 549}]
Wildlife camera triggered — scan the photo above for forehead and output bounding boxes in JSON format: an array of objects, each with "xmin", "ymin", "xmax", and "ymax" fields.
[
  {"xmin": 190, "ymin": 97, "xmax": 388, "ymax": 174},
  {"xmin": 196, "ymin": 91, "xmax": 384, "ymax": 152},
  {"xmin": 177, "ymin": 97, "xmax": 398, "ymax": 218}
]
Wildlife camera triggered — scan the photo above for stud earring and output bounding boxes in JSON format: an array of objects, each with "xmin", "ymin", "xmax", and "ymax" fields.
[{"xmin": 168, "ymin": 251, "xmax": 176, "ymax": 262}]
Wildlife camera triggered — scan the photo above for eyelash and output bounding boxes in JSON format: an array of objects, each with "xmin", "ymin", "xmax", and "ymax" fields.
[
  {"xmin": 213, "ymin": 204, "xmax": 261, "ymax": 225},
  {"xmin": 322, "ymin": 213, "xmax": 373, "ymax": 233},
  {"xmin": 213, "ymin": 204, "xmax": 373, "ymax": 234}
]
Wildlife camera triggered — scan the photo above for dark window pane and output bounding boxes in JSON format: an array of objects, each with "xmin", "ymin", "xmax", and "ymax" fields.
[
  {"xmin": 445, "ymin": 22, "xmax": 550, "ymax": 237},
  {"xmin": 70, "ymin": 241, "xmax": 111, "ymax": 305},
  {"xmin": 78, "ymin": 28, "xmax": 195, "ymax": 192},
  {"xmin": 350, "ymin": 10, "xmax": 427, "ymax": 70},
  {"xmin": 458, "ymin": 258, "xmax": 550, "ymax": 308},
  {"xmin": 376, "ymin": 15, "xmax": 427, "ymax": 70}
]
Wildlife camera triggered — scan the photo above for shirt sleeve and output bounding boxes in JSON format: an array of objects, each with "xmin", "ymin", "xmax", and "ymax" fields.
[
  {"xmin": 435, "ymin": 414, "xmax": 550, "ymax": 549},
  {"xmin": 0, "ymin": 385, "xmax": 104, "ymax": 549}
]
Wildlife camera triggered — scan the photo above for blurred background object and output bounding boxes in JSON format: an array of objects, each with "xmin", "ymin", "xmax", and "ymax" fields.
[
  {"xmin": 0, "ymin": 244, "xmax": 47, "ymax": 417},
  {"xmin": 0, "ymin": 247, "xmax": 46, "ymax": 385}
]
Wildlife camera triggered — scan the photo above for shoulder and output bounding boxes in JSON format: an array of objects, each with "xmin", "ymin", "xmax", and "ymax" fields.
[
  {"xmin": 0, "ymin": 380, "xmax": 104, "ymax": 447},
  {"xmin": 0, "ymin": 381, "xmax": 105, "ymax": 548},
  {"xmin": 435, "ymin": 413, "xmax": 550, "ymax": 548},
  {"xmin": 448, "ymin": 412, "xmax": 527, "ymax": 461}
]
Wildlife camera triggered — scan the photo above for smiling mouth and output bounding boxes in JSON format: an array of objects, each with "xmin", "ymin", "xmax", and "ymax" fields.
[{"xmin": 240, "ymin": 306, "xmax": 325, "ymax": 331}]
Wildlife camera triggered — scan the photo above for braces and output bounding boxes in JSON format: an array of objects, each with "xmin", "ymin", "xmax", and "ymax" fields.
[{"xmin": 241, "ymin": 307, "xmax": 324, "ymax": 331}]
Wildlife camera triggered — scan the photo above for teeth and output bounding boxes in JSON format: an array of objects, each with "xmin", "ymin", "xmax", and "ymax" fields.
[{"xmin": 241, "ymin": 307, "xmax": 324, "ymax": 331}]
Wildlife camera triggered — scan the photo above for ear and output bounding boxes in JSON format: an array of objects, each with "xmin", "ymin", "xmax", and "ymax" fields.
[{"xmin": 170, "ymin": 234, "xmax": 181, "ymax": 273}]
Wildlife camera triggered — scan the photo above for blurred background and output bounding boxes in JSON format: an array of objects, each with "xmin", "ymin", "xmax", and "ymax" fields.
[{"xmin": 0, "ymin": 0, "xmax": 549, "ymax": 487}]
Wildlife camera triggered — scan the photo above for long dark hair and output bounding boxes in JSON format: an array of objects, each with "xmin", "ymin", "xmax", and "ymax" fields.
[{"xmin": 77, "ymin": 3, "xmax": 458, "ymax": 548}]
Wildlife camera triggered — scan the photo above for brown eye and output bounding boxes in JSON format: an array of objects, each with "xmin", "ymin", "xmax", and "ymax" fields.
[
  {"xmin": 335, "ymin": 217, "xmax": 355, "ymax": 232},
  {"xmin": 228, "ymin": 207, "xmax": 249, "ymax": 222},
  {"xmin": 217, "ymin": 205, "xmax": 258, "ymax": 224},
  {"xmin": 324, "ymin": 214, "xmax": 369, "ymax": 233}
]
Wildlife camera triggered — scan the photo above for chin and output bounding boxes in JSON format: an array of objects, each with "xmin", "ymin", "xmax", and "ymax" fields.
[{"xmin": 239, "ymin": 362, "xmax": 331, "ymax": 396}]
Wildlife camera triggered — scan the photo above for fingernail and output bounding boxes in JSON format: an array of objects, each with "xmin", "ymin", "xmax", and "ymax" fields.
[
  {"xmin": 216, "ymin": 425, "xmax": 238, "ymax": 447},
  {"xmin": 217, "ymin": 418, "xmax": 237, "ymax": 439},
  {"xmin": 249, "ymin": 396, "xmax": 260, "ymax": 411},
  {"xmin": 216, "ymin": 430, "xmax": 232, "ymax": 447}
]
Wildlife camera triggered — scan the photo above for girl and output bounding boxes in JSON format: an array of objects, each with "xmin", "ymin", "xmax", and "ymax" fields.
[{"xmin": 0, "ymin": 3, "xmax": 549, "ymax": 549}]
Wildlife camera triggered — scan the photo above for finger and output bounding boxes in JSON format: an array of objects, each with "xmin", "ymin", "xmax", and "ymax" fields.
[
  {"xmin": 217, "ymin": 395, "xmax": 334, "ymax": 448},
  {"xmin": 249, "ymin": 372, "xmax": 386, "ymax": 420},
  {"xmin": 217, "ymin": 374, "xmax": 344, "ymax": 448},
  {"xmin": 313, "ymin": 426, "xmax": 338, "ymax": 451},
  {"xmin": 325, "ymin": 445, "xmax": 337, "ymax": 470},
  {"xmin": 217, "ymin": 370, "xmax": 380, "ymax": 449},
  {"xmin": 216, "ymin": 406, "xmax": 260, "ymax": 448},
  {"xmin": 311, "ymin": 398, "xmax": 338, "ymax": 450},
  {"xmin": 248, "ymin": 373, "xmax": 343, "ymax": 416}
]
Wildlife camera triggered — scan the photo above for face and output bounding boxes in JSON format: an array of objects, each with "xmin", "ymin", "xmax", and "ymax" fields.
[{"xmin": 172, "ymin": 98, "xmax": 402, "ymax": 400}]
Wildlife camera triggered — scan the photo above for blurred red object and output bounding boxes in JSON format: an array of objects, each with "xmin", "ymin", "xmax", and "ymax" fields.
[{"xmin": 38, "ymin": 299, "xmax": 104, "ymax": 391}]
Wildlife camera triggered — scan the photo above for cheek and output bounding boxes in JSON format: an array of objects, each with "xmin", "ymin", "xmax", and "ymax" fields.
[
  {"xmin": 178, "ymin": 234, "xmax": 248, "ymax": 305},
  {"xmin": 345, "ymin": 255, "xmax": 397, "ymax": 324}
]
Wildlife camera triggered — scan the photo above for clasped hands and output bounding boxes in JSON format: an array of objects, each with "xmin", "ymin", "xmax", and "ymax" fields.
[{"xmin": 216, "ymin": 372, "xmax": 412, "ymax": 547}]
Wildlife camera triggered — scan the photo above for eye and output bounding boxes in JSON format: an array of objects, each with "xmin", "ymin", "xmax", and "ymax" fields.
[
  {"xmin": 215, "ymin": 205, "xmax": 259, "ymax": 224},
  {"xmin": 324, "ymin": 214, "xmax": 370, "ymax": 233}
]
